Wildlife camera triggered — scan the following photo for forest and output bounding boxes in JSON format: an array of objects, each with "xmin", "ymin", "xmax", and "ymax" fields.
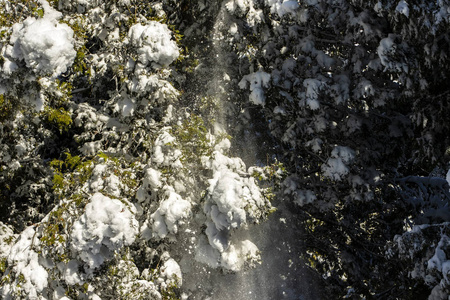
[{"xmin": 0, "ymin": 0, "xmax": 449, "ymax": 299}]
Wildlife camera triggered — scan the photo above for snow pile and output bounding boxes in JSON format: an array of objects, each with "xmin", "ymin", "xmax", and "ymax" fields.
[
  {"xmin": 196, "ymin": 150, "xmax": 268, "ymax": 270},
  {"xmin": 0, "ymin": 222, "xmax": 16, "ymax": 256},
  {"xmin": 395, "ymin": 0, "xmax": 409, "ymax": 18},
  {"xmin": 265, "ymin": 0, "xmax": 299, "ymax": 17},
  {"xmin": 62, "ymin": 260, "xmax": 83, "ymax": 286},
  {"xmin": 136, "ymin": 167, "xmax": 162, "ymax": 203},
  {"xmin": 303, "ymin": 78, "xmax": 324, "ymax": 110},
  {"xmin": 239, "ymin": 70, "xmax": 271, "ymax": 106},
  {"xmin": 128, "ymin": 22, "xmax": 180, "ymax": 67},
  {"xmin": 160, "ymin": 258, "xmax": 183, "ymax": 285},
  {"xmin": 151, "ymin": 187, "xmax": 192, "ymax": 239},
  {"xmin": 71, "ymin": 193, "xmax": 138, "ymax": 271},
  {"xmin": 8, "ymin": 1, "xmax": 76, "ymax": 77},
  {"xmin": 284, "ymin": 177, "xmax": 317, "ymax": 206},
  {"xmin": 86, "ymin": 164, "xmax": 107, "ymax": 191},
  {"xmin": 322, "ymin": 146, "xmax": 355, "ymax": 181},
  {"xmin": 377, "ymin": 34, "xmax": 408, "ymax": 72},
  {"xmin": 152, "ymin": 130, "xmax": 183, "ymax": 168},
  {"xmin": 206, "ymin": 169, "xmax": 248, "ymax": 231},
  {"xmin": 393, "ymin": 226, "xmax": 450, "ymax": 300},
  {"xmin": 446, "ymin": 169, "xmax": 450, "ymax": 187},
  {"xmin": 427, "ymin": 234, "xmax": 450, "ymax": 284},
  {"xmin": 225, "ymin": 0, "xmax": 264, "ymax": 26},
  {"xmin": 0, "ymin": 227, "xmax": 48, "ymax": 299},
  {"xmin": 220, "ymin": 240, "xmax": 260, "ymax": 271}
]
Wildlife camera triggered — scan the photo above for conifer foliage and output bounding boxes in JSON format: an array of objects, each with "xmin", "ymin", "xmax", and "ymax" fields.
[{"xmin": 0, "ymin": 0, "xmax": 450, "ymax": 299}]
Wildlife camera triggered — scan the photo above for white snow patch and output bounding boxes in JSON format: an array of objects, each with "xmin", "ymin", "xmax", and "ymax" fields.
[
  {"xmin": 395, "ymin": 0, "xmax": 409, "ymax": 17},
  {"xmin": 9, "ymin": 1, "xmax": 76, "ymax": 77},
  {"xmin": 198, "ymin": 151, "xmax": 267, "ymax": 270},
  {"xmin": 322, "ymin": 146, "xmax": 355, "ymax": 181},
  {"xmin": 239, "ymin": 70, "xmax": 271, "ymax": 106},
  {"xmin": 128, "ymin": 22, "xmax": 179, "ymax": 67},
  {"xmin": 63, "ymin": 260, "xmax": 83, "ymax": 285},
  {"xmin": 136, "ymin": 167, "xmax": 162, "ymax": 203},
  {"xmin": 205, "ymin": 169, "xmax": 247, "ymax": 231},
  {"xmin": 152, "ymin": 130, "xmax": 182, "ymax": 168},
  {"xmin": 283, "ymin": 177, "xmax": 316, "ymax": 206},
  {"xmin": 264, "ymin": 0, "xmax": 299, "ymax": 17},
  {"xmin": 161, "ymin": 258, "xmax": 183, "ymax": 285},
  {"xmin": 220, "ymin": 240, "xmax": 260, "ymax": 272},
  {"xmin": 377, "ymin": 34, "xmax": 408, "ymax": 72},
  {"xmin": 446, "ymin": 169, "xmax": 450, "ymax": 188},
  {"xmin": 71, "ymin": 193, "xmax": 138, "ymax": 271},
  {"xmin": 303, "ymin": 78, "xmax": 323, "ymax": 110},
  {"xmin": 1, "ymin": 227, "xmax": 48, "ymax": 299},
  {"xmin": 195, "ymin": 235, "xmax": 221, "ymax": 268},
  {"xmin": 151, "ymin": 187, "xmax": 191, "ymax": 239}
]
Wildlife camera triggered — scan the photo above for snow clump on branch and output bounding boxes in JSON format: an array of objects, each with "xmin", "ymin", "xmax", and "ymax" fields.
[
  {"xmin": 128, "ymin": 21, "xmax": 180, "ymax": 68},
  {"xmin": 70, "ymin": 193, "xmax": 138, "ymax": 272},
  {"xmin": 7, "ymin": 0, "xmax": 76, "ymax": 77}
]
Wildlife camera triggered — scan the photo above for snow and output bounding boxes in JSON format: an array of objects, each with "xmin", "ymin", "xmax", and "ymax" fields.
[
  {"xmin": 118, "ymin": 96, "xmax": 135, "ymax": 117},
  {"xmin": 239, "ymin": 70, "xmax": 271, "ymax": 106},
  {"xmin": 446, "ymin": 169, "xmax": 450, "ymax": 187},
  {"xmin": 151, "ymin": 187, "xmax": 191, "ymax": 239},
  {"xmin": 220, "ymin": 240, "xmax": 260, "ymax": 271},
  {"xmin": 9, "ymin": 1, "xmax": 76, "ymax": 77},
  {"xmin": 128, "ymin": 22, "xmax": 180, "ymax": 68},
  {"xmin": 265, "ymin": 0, "xmax": 299, "ymax": 17},
  {"xmin": 87, "ymin": 164, "xmax": 108, "ymax": 191},
  {"xmin": 161, "ymin": 258, "xmax": 183, "ymax": 284},
  {"xmin": 1, "ymin": 226, "xmax": 48, "ymax": 299},
  {"xmin": 427, "ymin": 234, "xmax": 449, "ymax": 272},
  {"xmin": 283, "ymin": 177, "xmax": 316, "ymax": 206},
  {"xmin": 303, "ymin": 78, "xmax": 323, "ymax": 110},
  {"xmin": 136, "ymin": 167, "xmax": 162, "ymax": 203},
  {"xmin": 63, "ymin": 260, "xmax": 83, "ymax": 285},
  {"xmin": 196, "ymin": 150, "xmax": 268, "ymax": 270},
  {"xmin": 395, "ymin": 0, "xmax": 409, "ymax": 18},
  {"xmin": 104, "ymin": 174, "xmax": 122, "ymax": 197},
  {"xmin": 206, "ymin": 169, "xmax": 247, "ymax": 230},
  {"xmin": 0, "ymin": 222, "xmax": 16, "ymax": 256},
  {"xmin": 322, "ymin": 146, "xmax": 355, "ymax": 181},
  {"xmin": 152, "ymin": 130, "xmax": 183, "ymax": 168},
  {"xmin": 377, "ymin": 34, "xmax": 408, "ymax": 72},
  {"xmin": 70, "ymin": 193, "xmax": 138, "ymax": 271},
  {"xmin": 80, "ymin": 141, "xmax": 102, "ymax": 156},
  {"xmin": 205, "ymin": 221, "xmax": 230, "ymax": 252},
  {"xmin": 195, "ymin": 235, "xmax": 221, "ymax": 268}
]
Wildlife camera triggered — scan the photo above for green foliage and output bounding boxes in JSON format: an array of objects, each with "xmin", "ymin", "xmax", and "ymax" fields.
[
  {"xmin": 73, "ymin": 46, "xmax": 89, "ymax": 74},
  {"xmin": 50, "ymin": 152, "xmax": 93, "ymax": 193},
  {"xmin": 161, "ymin": 281, "xmax": 180, "ymax": 300},
  {"xmin": 0, "ymin": 257, "xmax": 6, "ymax": 275},
  {"xmin": 251, "ymin": 160, "xmax": 286, "ymax": 184},
  {"xmin": 0, "ymin": 94, "xmax": 15, "ymax": 122},
  {"xmin": 40, "ymin": 205, "xmax": 67, "ymax": 247},
  {"xmin": 199, "ymin": 96, "xmax": 221, "ymax": 123},
  {"xmin": 42, "ymin": 107, "xmax": 72, "ymax": 134},
  {"xmin": 172, "ymin": 114, "xmax": 211, "ymax": 164},
  {"xmin": 38, "ymin": 79, "xmax": 74, "ymax": 133}
]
